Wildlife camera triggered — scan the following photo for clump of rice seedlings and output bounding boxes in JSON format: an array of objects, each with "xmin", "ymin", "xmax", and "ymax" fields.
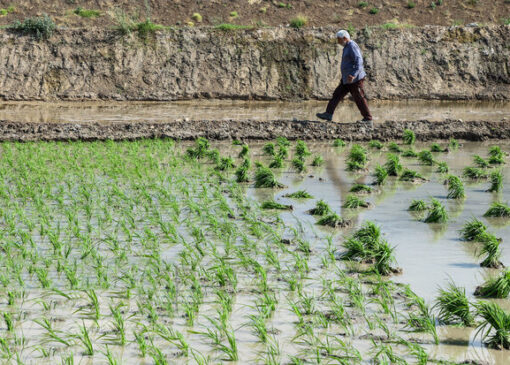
[
  {"xmin": 373, "ymin": 164, "xmax": 388, "ymax": 185},
  {"xmin": 238, "ymin": 144, "xmax": 249, "ymax": 158},
  {"xmin": 369, "ymin": 140, "xmax": 383, "ymax": 149},
  {"xmin": 216, "ymin": 156, "xmax": 235, "ymax": 171},
  {"xmin": 424, "ymin": 198, "xmax": 448, "ymax": 223},
  {"xmin": 384, "ymin": 153, "xmax": 402, "ymax": 176},
  {"xmin": 261, "ymin": 201, "xmax": 293, "ymax": 210},
  {"xmin": 349, "ymin": 184, "xmax": 373, "ymax": 194},
  {"xmin": 284, "ymin": 190, "xmax": 313, "ymax": 199},
  {"xmin": 186, "ymin": 137, "xmax": 210, "ymax": 159},
  {"xmin": 436, "ymin": 161, "xmax": 449, "ymax": 173},
  {"xmin": 207, "ymin": 148, "xmax": 220, "ymax": 164},
  {"xmin": 475, "ymin": 301, "xmax": 510, "ymax": 350},
  {"xmin": 276, "ymin": 136, "xmax": 290, "ymax": 147},
  {"xmin": 403, "ymin": 129, "xmax": 416, "ymax": 145},
  {"xmin": 449, "ymin": 138, "xmax": 459, "ymax": 150},
  {"xmin": 308, "ymin": 200, "xmax": 332, "ymax": 216},
  {"xmin": 463, "ymin": 166, "xmax": 488, "ymax": 179},
  {"xmin": 488, "ymin": 146, "xmax": 505, "ymax": 165},
  {"xmin": 474, "ymin": 270, "xmax": 510, "ymax": 298},
  {"xmin": 399, "ymin": 169, "xmax": 425, "ymax": 182},
  {"xmin": 343, "ymin": 194, "xmax": 370, "ymax": 208},
  {"xmin": 405, "ymin": 290, "xmax": 439, "ymax": 345},
  {"xmin": 474, "ymin": 155, "xmax": 490, "ymax": 168},
  {"xmin": 388, "ymin": 142, "xmax": 403, "ymax": 153},
  {"xmin": 277, "ymin": 145, "xmax": 289, "ymax": 159},
  {"xmin": 292, "ymin": 157, "xmax": 306, "ymax": 173},
  {"xmin": 484, "ymin": 202, "xmax": 510, "ymax": 217},
  {"xmin": 430, "ymin": 143, "xmax": 446, "ymax": 153},
  {"xmin": 408, "ymin": 199, "xmax": 427, "ymax": 211},
  {"xmin": 402, "ymin": 149, "xmax": 418, "ymax": 158},
  {"xmin": 488, "ymin": 170, "xmax": 503, "ymax": 193},
  {"xmin": 262, "ymin": 142, "xmax": 276, "ymax": 156},
  {"xmin": 235, "ymin": 158, "xmax": 250, "ymax": 182},
  {"xmin": 346, "ymin": 144, "xmax": 368, "ymax": 171},
  {"xmin": 459, "ymin": 218, "xmax": 487, "ymax": 241},
  {"xmin": 295, "ymin": 140, "xmax": 311, "ymax": 158},
  {"xmin": 317, "ymin": 212, "xmax": 350, "ymax": 228},
  {"xmin": 311, "ymin": 155, "xmax": 324, "ymax": 166},
  {"xmin": 445, "ymin": 174, "xmax": 465, "ymax": 199},
  {"xmin": 254, "ymin": 166, "xmax": 284, "ymax": 188},
  {"xmin": 434, "ymin": 281, "xmax": 473, "ymax": 326},
  {"xmin": 477, "ymin": 232, "xmax": 503, "ymax": 269},
  {"xmin": 333, "ymin": 139, "xmax": 346, "ymax": 147},
  {"xmin": 418, "ymin": 150, "xmax": 435, "ymax": 165},
  {"xmin": 232, "ymin": 139, "xmax": 243, "ymax": 146},
  {"xmin": 268, "ymin": 155, "xmax": 284, "ymax": 168}
]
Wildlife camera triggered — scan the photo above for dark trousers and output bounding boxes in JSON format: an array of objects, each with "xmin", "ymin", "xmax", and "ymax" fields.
[{"xmin": 326, "ymin": 78, "xmax": 372, "ymax": 120}]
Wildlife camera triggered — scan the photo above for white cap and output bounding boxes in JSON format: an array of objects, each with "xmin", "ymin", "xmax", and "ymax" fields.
[{"xmin": 336, "ymin": 30, "xmax": 350, "ymax": 39}]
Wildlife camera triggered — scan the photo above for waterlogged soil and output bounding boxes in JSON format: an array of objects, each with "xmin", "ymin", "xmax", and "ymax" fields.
[{"xmin": 0, "ymin": 138, "xmax": 509, "ymax": 364}]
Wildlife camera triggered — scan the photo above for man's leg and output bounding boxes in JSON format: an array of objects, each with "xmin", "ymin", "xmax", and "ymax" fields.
[
  {"xmin": 349, "ymin": 78, "xmax": 372, "ymax": 121},
  {"xmin": 325, "ymin": 81, "xmax": 349, "ymax": 115}
]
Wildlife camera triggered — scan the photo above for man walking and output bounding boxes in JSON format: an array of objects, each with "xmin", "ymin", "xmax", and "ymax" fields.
[{"xmin": 316, "ymin": 30, "xmax": 373, "ymax": 124}]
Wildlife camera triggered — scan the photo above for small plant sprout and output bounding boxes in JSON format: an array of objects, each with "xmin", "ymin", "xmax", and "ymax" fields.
[
  {"xmin": 369, "ymin": 140, "xmax": 383, "ymax": 149},
  {"xmin": 235, "ymin": 158, "xmax": 250, "ymax": 183},
  {"xmin": 333, "ymin": 139, "xmax": 346, "ymax": 147},
  {"xmin": 430, "ymin": 143, "xmax": 446, "ymax": 153},
  {"xmin": 463, "ymin": 166, "xmax": 488, "ymax": 179},
  {"xmin": 488, "ymin": 146, "xmax": 506, "ymax": 164},
  {"xmin": 349, "ymin": 184, "xmax": 373, "ymax": 194},
  {"xmin": 484, "ymin": 202, "xmax": 510, "ymax": 218},
  {"xmin": 445, "ymin": 174, "xmax": 465, "ymax": 199},
  {"xmin": 292, "ymin": 157, "xmax": 306, "ymax": 173},
  {"xmin": 216, "ymin": 156, "xmax": 235, "ymax": 171},
  {"xmin": 436, "ymin": 161, "xmax": 449, "ymax": 173},
  {"xmin": 262, "ymin": 142, "xmax": 276, "ymax": 156},
  {"xmin": 474, "ymin": 155, "xmax": 490, "ymax": 168},
  {"xmin": 269, "ymin": 155, "xmax": 284, "ymax": 168},
  {"xmin": 317, "ymin": 213, "xmax": 350, "ymax": 228},
  {"xmin": 402, "ymin": 129, "xmax": 416, "ymax": 145},
  {"xmin": 346, "ymin": 144, "xmax": 368, "ymax": 171},
  {"xmin": 295, "ymin": 140, "xmax": 311, "ymax": 158},
  {"xmin": 384, "ymin": 153, "xmax": 402, "ymax": 176},
  {"xmin": 449, "ymin": 138, "xmax": 460, "ymax": 150},
  {"xmin": 475, "ymin": 301, "xmax": 510, "ymax": 349},
  {"xmin": 409, "ymin": 200, "xmax": 427, "ymax": 211},
  {"xmin": 373, "ymin": 165, "xmax": 388, "ymax": 185},
  {"xmin": 399, "ymin": 169, "xmax": 425, "ymax": 182},
  {"xmin": 474, "ymin": 270, "xmax": 510, "ymax": 298},
  {"xmin": 488, "ymin": 170, "xmax": 503, "ymax": 192},
  {"xmin": 311, "ymin": 155, "xmax": 324, "ymax": 166},
  {"xmin": 402, "ymin": 148, "xmax": 418, "ymax": 158},
  {"xmin": 308, "ymin": 200, "xmax": 332, "ymax": 216},
  {"xmin": 388, "ymin": 142, "xmax": 403, "ymax": 153},
  {"xmin": 477, "ymin": 232, "xmax": 504, "ymax": 269},
  {"xmin": 418, "ymin": 150, "xmax": 435, "ymax": 165},
  {"xmin": 261, "ymin": 201, "xmax": 293, "ymax": 210},
  {"xmin": 238, "ymin": 144, "xmax": 249, "ymax": 158},
  {"xmin": 343, "ymin": 195, "xmax": 370, "ymax": 209},
  {"xmin": 434, "ymin": 281, "xmax": 474, "ymax": 326},
  {"xmin": 254, "ymin": 166, "xmax": 284, "ymax": 188},
  {"xmin": 424, "ymin": 199, "xmax": 448, "ymax": 223},
  {"xmin": 284, "ymin": 190, "xmax": 313, "ymax": 199},
  {"xmin": 460, "ymin": 218, "xmax": 487, "ymax": 241}
]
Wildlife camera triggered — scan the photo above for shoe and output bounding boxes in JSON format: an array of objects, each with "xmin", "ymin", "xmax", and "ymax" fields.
[
  {"xmin": 360, "ymin": 118, "xmax": 373, "ymax": 127},
  {"xmin": 316, "ymin": 112, "xmax": 333, "ymax": 121}
]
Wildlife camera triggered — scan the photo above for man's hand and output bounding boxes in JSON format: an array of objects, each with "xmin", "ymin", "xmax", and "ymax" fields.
[{"xmin": 347, "ymin": 75, "xmax": 355, "ymax": 83}]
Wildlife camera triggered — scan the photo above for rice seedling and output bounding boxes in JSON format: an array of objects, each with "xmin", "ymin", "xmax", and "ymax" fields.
[
  {"xmin": 261, "ymin": 201, "xmax": 293, "ymax": 210},
  {"xmin": 295, "ymin": 140, "xmax": 311, "ymax": 158},
  {"xmin": 76, "ymin": 321, "xmax": 94, "ymax": 356},
  {"xmin": 308, "ymin": 200, "xmax": 332, "ymax": 216},
  {"xmin": 459, "ymin": 218, "xmax": 487, "ymax": 241},
  {"xmin": 488, "ymin": 170, "xmax": 503, "ymax": 192},
  {"xmin": 186, "ymin": 137, "xmax": 210, "ymax": 159},
  {"xmin": 292, "ymin": 157, "xmax": 306, "ymax": 173},
  {"xmin": 418, "ymin": 150, "xmax": 435, "ymax": 165},
  {"xmin": 368, "ymin": 140, "xmax": 383, "ymax": 149},
  {"xmin": 484, "ymin": 202, "xmax": 510, "ymax": 217},
  {"xmin": 474, "ymin": 270, "xmax": 510, "ymax": 298},
  {"xmin": 402, "ymin": 149, "xmax": 418, "ymax": 158},
  {"xmin": 349, "ymin": 184, "xmax": 373, "ymax": 194},
  {"xmin": 445, "ymin": 174, "xmax": 465, "ymax": 199},
  {"xmin": 408, "ymin": 199, "xmax": 427, "ymax": 211},
  {"xmin": 402, "ymin": 129, "xmax": 416, "ymax": 145},
  {"xmin": 268, "ymin": 155, "xmax": 284, "ymax": 168},
  {"xmin": 435, "ymin": 161, "xmax": 449, "ymax": 173},
  {"xmin": 343, "ymin": 194, "xmax": 370, "ymax": 208},
  {"xmin": 373, "ymin": 165, "xmax": 388, "ymax": 185},
  {"xmin": 388, "ymin": 142, "xmax": 403, "ymax": 153},
  {"xmin": 488, "ymin": 146, "xmax": 506, "ymax": 164},
  {"xmin": 434, "ymin": 281, "xmax": 474, "ymax": 326},
  {"xmin": 430, "ymin": 143, "xmax": 445, "ymax": 152},
  {"xmin": 238, "ymin": 144, "xmax": 249, "ymax": 158},
  {"xmin": 449, "ymin": 138, "xmax": 459, "ymax": 149},
  {"xmin": 346, "ymin": 144, "xmax": 368, "ymax": 171},
  {"xmin": 399, "ymin": 169, "xmax": 425, "ymax": 182},
  {"xmin": 424, "ymin": 199, "xmax": 448, "ymax": 223},
  {"xmin": 311, "ymin": 155, "xmax": 324, "ymax": 166},
  {"xmin": 475, "ymin": 301, "xmax": 510, "ymax": 349},
  {"xmin": 276, "ymin": 136, "xmax": 290, "ymax": 147},
  {"xmin": 262, "ymin": 142, "xmax": 276, "ymax": 156},
  {"xmin": 384, "ymin": 153, "xmax": 402, "ymax": 176},
  {"xmin": 235, "ymin": 158, "xmax": 250, "ymax": 182},
  {"xmin": 284, "ymin": 190, "xmax": 313, "ymax": 199},
  {"xmin": 277, "ymin": 145, "xmax": 289, "ymax": 159},
  {"xmin": 254, "ymin": 166, "xmax": 284, "ymax": 188},
  {"xmin": 463, "ymin": 166, "xmax": 488, "ymax": 179},
  {"xmin": 216, "ymin": 156, "xmax": 235, "ymax": 171},
  {"xmin": 405, "ymin": 290, "xmax": 439, "ymax": 345},
  {"xmin": 316, "ymin": 213, "xmax": 350, "ymax": 228},
  {"xmin": 477, "ymin": 232, "xmax": 503, "ymax": 269},
  {"xmin": 333, "ymin": 138, "xmax": 346, "ymax": 147},
  {"xmin": 473, "ymin": 154, "xmax": 489, "ymax": 168}
]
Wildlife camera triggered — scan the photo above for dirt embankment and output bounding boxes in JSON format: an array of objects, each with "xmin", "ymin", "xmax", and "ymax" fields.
[
  {"xmin": 1, "ymin": 119, "xmax": 509, "ymax": 142},
  {"xmin": 0, "ymin": 25, "xmax": 509, "ymax": 101}
]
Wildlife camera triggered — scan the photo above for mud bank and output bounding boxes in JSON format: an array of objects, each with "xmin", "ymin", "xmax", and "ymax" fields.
[
  {"xmin": 0, "ymin": 25, "xmax": 509, "ymax": 101},
  {"xmin": 1, "ymin": 119, "xmax": 509, "ymax": 142}
]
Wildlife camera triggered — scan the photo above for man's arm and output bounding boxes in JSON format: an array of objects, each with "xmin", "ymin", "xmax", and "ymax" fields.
[{"xmin": 348, "ymin": 45, "xmax": 363, "ymax": 83}]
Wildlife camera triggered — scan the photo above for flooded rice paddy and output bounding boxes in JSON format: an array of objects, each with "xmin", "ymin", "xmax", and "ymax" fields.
[{"xmin": 0, "ymin": 135, "xmax": 509, "ymax": 364}]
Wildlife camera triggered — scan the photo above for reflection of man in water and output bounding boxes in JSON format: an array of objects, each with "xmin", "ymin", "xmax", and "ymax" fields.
[{"xmin": 316, "ymin": 30, "xmax": 373, "ymax": 125}]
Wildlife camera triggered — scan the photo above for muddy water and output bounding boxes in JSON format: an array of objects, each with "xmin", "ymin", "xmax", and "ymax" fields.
[
  {"xmin": 0, "ymin": 100, "xmax": 508, "ymax": 123},
  {"xmin": 241, "ymin": 140, "xmax": 510, "ymax": 364}
]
